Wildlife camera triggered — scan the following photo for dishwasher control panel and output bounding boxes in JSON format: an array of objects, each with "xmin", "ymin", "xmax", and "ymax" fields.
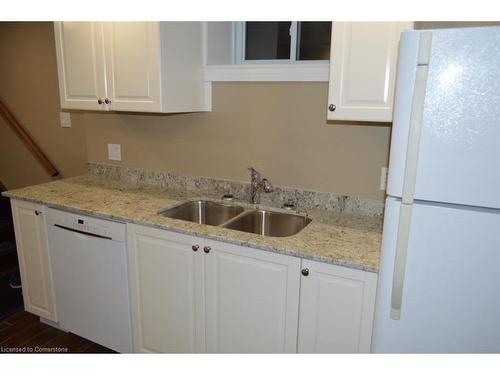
[{"xmin": 46, "ymin": 208, "xmax": 126, "ymax": 242}]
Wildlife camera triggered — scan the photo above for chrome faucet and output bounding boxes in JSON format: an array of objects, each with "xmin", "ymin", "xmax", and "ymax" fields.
[{"xmin": 248, "ymin": 167, "xmax": 273, "ymax": 204}]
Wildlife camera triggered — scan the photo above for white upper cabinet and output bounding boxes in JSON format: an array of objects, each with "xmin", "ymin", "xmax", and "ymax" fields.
[
  {"xmin": 327, "ymin": 22, "xmax": 413, "ymax": 122},
  {"xmin": 204, "ymin": 240, "xmax": 301, "ymax": 353},
  {"xmin": 298, "ymin": 259, "xmax": 377, "ymax": 353},
  {"xmin": 54, "ymin": 22, "xmax": 107, "ymax": 111},
  {"xmin": 10, "ymin": 200, "xmax": 56, "ymax": 321},
  {"xmin": 54, "ymin": 22, "xmax": 210, "ymax": 113},
  {"xmin": 102, "ymin": 22, "xmax": 162, "ymax": 112}
]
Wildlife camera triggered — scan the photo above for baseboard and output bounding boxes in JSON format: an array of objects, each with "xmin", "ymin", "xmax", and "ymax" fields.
[{"xmin": 40, "ymin": 317, "xmax": 68, "ymax": 332}]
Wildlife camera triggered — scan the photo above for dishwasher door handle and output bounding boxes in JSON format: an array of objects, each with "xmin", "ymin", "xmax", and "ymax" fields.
[{"xmin": 54, "ymin": 224, "xmax": 112, "ymax": 240}]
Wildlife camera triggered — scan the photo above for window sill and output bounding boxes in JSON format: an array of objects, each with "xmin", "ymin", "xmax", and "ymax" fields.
[{"xmin": 203, "ymin": 63, "xmax": 330, "ymax": 82}]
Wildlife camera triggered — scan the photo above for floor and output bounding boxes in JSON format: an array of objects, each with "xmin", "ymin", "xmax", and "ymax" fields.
[
  {"xmin": 0, "ymin": 276, "xmax": 22, "ymax": 321},
  {"xmin": 0, "ymin": 194, "xmax": 24, "ymax": 319},
  {"xmin": 0, "ymin": 308, "xmax": 116, "ymax": 353}
]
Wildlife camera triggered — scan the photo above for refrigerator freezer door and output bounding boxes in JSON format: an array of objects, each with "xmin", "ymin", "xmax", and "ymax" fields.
[
  {"xmin": 372, "ymin": 198, "xmax": 500, "ymax": 353},
  {"xmin": 414, "ymin": 27, "xmax": 500, "ymax": 209}
]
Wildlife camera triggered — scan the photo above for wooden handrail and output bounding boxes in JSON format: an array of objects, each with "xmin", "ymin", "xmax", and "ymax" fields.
[{"xmin": 0, "ymin": 99, "xmax": 59, "ymax": 178}]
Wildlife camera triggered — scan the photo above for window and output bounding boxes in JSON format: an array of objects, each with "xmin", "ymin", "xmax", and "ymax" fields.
[
  {"xmin": 245, "ymin": 22, "xmax": 292, "ymax": 60},
  {"xmin": 203, "ymin": 21, "xmax": 332, "ymax": 82},
  {"xmin": 236, "ymin": 21, "xmax": 332, "ymax": 63},
  {"xmin": 296, "ymin": 22, "xmax": 332, "ymax": 60}
]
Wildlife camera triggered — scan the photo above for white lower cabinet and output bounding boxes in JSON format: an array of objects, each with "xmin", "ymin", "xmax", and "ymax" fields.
[
  {"xmin": 9, "ymin": 207, "xmax": 379, "ymax": 353},
  {"xmin": 127, "ymin": 225, "xmax": 204, "ymax": 353},
  {"xmin": 204, "ymin": 239, "xmax": 300, "ymax": 353},
  {"xmin": 127, "ymin": 224, "xmax": 301, "ymax": 353},
  {"xmin": 128, "ymin": 224, "xmax": 378, "ymax": 353},
  {"xmin": 10, "ymin": 200, "xmax": 56, "ymax": 321},
  {"xmin": 297, "ymin": 259, "xmax": 378, "ymax": 353}
]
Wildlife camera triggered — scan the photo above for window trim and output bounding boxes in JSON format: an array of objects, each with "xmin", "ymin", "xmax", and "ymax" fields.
[
  {"xmin": 203, "ymin": 62, "xmax": 329, "ymax": 82},
  {"xmin": 203, "ymin": 21, "xmax": 331, "ymax": 82}
]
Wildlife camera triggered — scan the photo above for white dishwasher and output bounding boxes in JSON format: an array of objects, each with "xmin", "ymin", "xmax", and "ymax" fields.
[{"xmin": 47, "ymin": 208, "xmax": 132, "ymax": 353}]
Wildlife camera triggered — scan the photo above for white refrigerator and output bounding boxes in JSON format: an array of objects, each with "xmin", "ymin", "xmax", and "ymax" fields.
[{"xmin": 371, "ymin": 27, "xmax": 500, "ymax": 353}]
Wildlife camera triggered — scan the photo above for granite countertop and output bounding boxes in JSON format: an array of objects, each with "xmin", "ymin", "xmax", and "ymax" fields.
[{"xmin": 2, "ymin": 175, "xmax": 383, "ymax": 272}]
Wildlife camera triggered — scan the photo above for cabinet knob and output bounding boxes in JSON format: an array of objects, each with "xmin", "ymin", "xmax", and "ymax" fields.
[
  {"xmin": 203, "ymin": 246, "xmax": 211, "ymax": 254},
  {"xmin": 301, "ymin": 268, "xmax": 309, "ymax": 276},
  {"xmin": 35, "ymin": 210, "xmax": 41, "ymax": 216},
  {"xmin": 328, "ymin": 104, "xmax": 336, "ymax": 112},
  {"xmin": 192, "ymin": 244, "xmax": 199, "ymax": 252},
  {"xmin": 104, "ymin": 98, "xmax": 112, "ymax": 104},
  {"xmin": 98, "ymin": 98, "xmax": 104, "ymax": 104}
]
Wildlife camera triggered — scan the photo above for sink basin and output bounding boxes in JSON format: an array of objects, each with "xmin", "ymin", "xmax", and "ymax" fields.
[
  {"xmin": 159, "ymin": 200, "xmax": 244, "ymax": 226},
  {"xmin": 223, "ymin": 210, "xmax": 312, "ymax": 237}
]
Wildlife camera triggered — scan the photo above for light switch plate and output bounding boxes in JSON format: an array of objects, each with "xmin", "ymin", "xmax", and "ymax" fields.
[
  {"xmin": 108, "ymin": 143, "xmax": 122, "ymax": 161},
  {"xmin": 380, "ymin": 167, "xmax": 388, "ymax": 191},
  {"xmin": 60, "ymin": 112, "xmax": 71, "ymax": 128}
]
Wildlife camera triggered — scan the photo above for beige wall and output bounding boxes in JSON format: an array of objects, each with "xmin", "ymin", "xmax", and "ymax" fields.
[
  {"xmin": 80, "ymin": 82, "xmax": 391, "ymax": 201},
  {"xmin": 0, "ymin": 22, "xmax": 87, "ymax": 190}
]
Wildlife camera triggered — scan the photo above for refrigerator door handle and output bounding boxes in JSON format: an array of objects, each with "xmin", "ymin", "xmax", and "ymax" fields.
[
  {"xmin": 390, "ymin": 32, "xmax": 432, "ymax": 320},
  {"xmin": 401, "ymin": 32, "xmax": 432, "ymax": 205},
  {"xmin": 390, "ymin": 203, "xmax": 412, "ymax": 319}
]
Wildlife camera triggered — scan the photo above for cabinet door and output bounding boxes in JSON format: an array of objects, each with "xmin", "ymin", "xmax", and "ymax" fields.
[
  {"xmin": 298, "ymin": 259, "xmax": 377, "ymax": 353},
  {"xmin": 54, "ymin": 22, "xmax": 107, "ymax": 110},
  {"xmin": 327, "ymin": 22, "xmax": 413, "ymax": 122},
  {"xmin": 127, "ymin": 224, "xmax": 204, "ymax": 353},
  {"xmin": 10, "ymin": 200, "xmax": 56, "ymax": 321},
  {"xmin": 204, "ymin": 240, "xmax": 301, "ymax": 353},
  {"xmin": 103, "ymin": 22, "xmax": 162, "ymax": 112}
]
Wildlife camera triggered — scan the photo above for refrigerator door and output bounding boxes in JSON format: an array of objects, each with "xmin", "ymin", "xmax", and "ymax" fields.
[
  {"xmin": 389, "ymin": 27, "xmax": 500, "ymax": 208},
  {"xmin": 372, "ymin": 197, "xmax": 500, "ymax": 353}
]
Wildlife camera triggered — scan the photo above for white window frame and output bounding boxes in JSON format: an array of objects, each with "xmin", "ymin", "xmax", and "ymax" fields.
[{"xmin": 203, "ymin": 21, "xmax": 330, "ymax": 82}]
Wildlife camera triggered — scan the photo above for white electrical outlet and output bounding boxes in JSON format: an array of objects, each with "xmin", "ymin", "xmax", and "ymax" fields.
[
  {"xmin": 108, "ymin": 144, "xmax": 122, "ymax": 161},
  {"xmin": 380, "ymin": 167, "xmax": 388, "ymax": 191},
  {"xmin": 60, "ymin": 112, "xmax": 71, "ymax": 128}
]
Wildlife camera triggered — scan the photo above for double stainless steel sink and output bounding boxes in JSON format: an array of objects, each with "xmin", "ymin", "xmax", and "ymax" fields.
[{"xmin": 158, "ymin": 200, "xmax": 311, "ymax": 237}]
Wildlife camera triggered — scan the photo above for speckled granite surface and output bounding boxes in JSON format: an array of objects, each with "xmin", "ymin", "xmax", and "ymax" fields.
[
  {"xmin": 2, "ymin": 174, "xmax": 383, "ymax": 272},
  {"xmin": 88, "ymin": 163, "xmax": 385, "ymax": 217}
]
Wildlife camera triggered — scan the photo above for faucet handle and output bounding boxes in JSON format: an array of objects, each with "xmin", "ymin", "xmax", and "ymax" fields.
[
  {"xmin": 282, "ymin": 199, "xmax": 295, "ymax": 210},
  {"xmin": 261, "ymin": 178, "xmax": 273, "ymax": 193}
]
